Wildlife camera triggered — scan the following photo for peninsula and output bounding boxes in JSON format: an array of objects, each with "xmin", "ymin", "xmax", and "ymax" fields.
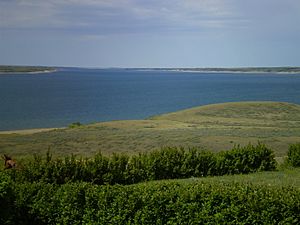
[
  {"xmin": 127, "ymin": 67, "xmax": 300, "ymax": 74},
  {"xmin": 176, "ymin": 67, "xmax": 300, "ymax": 73},
  {"xmin": 0, "ymin": 65, "xmax": 56, "ymax": 74}
]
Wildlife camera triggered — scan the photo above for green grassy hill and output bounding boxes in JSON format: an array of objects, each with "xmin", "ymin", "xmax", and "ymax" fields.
[
  {"xmin": 152, "ymin": 101, "xmax": 300, "ymax": 122},
  {"xmin": 1, "ymin": 101, "xmax": 300, "ymax": 157}
]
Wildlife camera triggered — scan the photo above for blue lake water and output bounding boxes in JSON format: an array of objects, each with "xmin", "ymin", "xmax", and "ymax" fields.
[{"xmin": 1, "ymin": 68, "xmax": 300, "ymax": 131}]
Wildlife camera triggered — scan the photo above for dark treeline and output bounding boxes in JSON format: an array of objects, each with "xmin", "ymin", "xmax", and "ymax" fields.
[{"xmin": 8, "ymin": 143, "xmax": 276, "ymax": 185}]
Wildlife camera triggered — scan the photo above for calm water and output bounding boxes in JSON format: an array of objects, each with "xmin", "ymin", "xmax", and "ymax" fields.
[{"xmin": 1, "ymin": 68, "xmax": 300, "ymax": 131}]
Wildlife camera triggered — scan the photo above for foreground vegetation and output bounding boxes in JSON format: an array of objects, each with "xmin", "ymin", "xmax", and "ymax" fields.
[
  {"xmin": 1, "ymin": 101, "xmax": 300, "ymax": 157},
  {"xmin": 1, "ymin": 175, "xmax": 299, "ymax": 225},
  {"xmin": 1, "ymin": 102, "xmax": 300, "ymax": 224},
  {"xmin": 7, "ymin": 144, "xmax": 276, "ymax": 185},
  {"xmin": 1, "ymin": 143, "xmax": 300, "ymax": 225}
]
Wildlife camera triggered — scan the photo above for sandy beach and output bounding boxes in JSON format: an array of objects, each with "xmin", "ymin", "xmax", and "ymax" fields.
[{"xmin": 0, "ymin": 127, "xmax": 62, "ymax": 135}]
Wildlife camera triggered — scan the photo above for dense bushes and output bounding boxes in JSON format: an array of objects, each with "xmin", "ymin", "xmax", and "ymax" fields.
[
  {"xmin": 0, "ymin": 173, "xmax": 15, "ymax": 224},
  {"xmin": 0, "ymin": 180, "xmax": 299, "ymax": 225},
  {"xmin": 287, "ymin": 143, "xmax": 300, "ymax": 167},
  {"xmin": 10, "ymin": 143, "xmax": 276, "ymax": 185},
  {"xmin": 215, "ymin": 143, "xmax": 276, "ymax": 175},
  {"xmin": 1, "ymin": 143, "xmax": 298, "ymax": 224}
]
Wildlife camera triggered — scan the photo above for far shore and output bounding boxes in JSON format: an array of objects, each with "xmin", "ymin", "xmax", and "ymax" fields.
[
  {"xmin": 179, "ymin": 67, "xmax": 300, "ymax": 74},
  {"xmin": 172, "ymin": 69, "xmax": 300, "ymax": 74},
  {"xmin": 131, "ymin": 68, "xmax": 300, "ymax": 74},
  {"xmin": 0, "ymin": 69, "xmax": 58, "ymax": 75}
]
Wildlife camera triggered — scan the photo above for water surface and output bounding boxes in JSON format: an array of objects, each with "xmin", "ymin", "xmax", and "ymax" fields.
[{"xmin": 0, "ymin": 68, "xmax": 300, "ymax": 131}]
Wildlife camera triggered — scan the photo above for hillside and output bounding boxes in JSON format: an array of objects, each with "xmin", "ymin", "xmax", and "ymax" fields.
[
  {"xmin": 1, "ymin": 101, "xmax": 300, "ymax": 157},
  {"xmin": 152, "ymin": 101, "xmax": 300, "ymax": 127}
]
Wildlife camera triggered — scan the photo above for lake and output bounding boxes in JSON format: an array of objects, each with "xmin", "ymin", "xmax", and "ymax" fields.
[{"xmin": 1, "ymin": 68, "xmax": 300, "ymax": 131}]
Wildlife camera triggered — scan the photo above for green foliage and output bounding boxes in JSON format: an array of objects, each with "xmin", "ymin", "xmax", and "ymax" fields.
[
  {"xmin": 1, "ymin": 180, "xmax": 299, "ymax": 225},
  {"xmin": 287, "ymin": 143, "xmax": 300, "ymax": 167},
  {"xmin": 215, "ymin": 143, "xmax": 277, "ymax": 175},
  {"xmin": 105, "ymin": 153, "xmax": 130, "ymax": 184},
  {"xmin": 0, "ymin": 172, "xmax": 15, "ymax": 224},
  {"xmin": 10, "ymin": 144, "xmax": 276, "ymax": 185},
  {"xmin": 183, "ymin": 148, "xmax": 216, "ymax": 177},
  {"xmin": 68, "ymin": 122, "xmax": 82, "ymax": 128},
  {"xmin": 145, "ymin": 147, "xmax": 186, "ymax": 180},
  {"xmin": 84, "ymin": 153, "xmax": 110, "ymax": 184}
]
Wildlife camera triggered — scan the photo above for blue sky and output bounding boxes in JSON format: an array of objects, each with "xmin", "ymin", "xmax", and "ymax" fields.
[{"xmin": 0, "ymin": 0, "xmax": 300, "ymax": 67}]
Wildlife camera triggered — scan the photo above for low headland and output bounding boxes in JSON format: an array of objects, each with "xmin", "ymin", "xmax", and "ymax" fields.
[
  {"xmin": 128, "ymin": 66, "xmax": 300, "ymax": 74},
  {"xmin": 174, "ymin": 66, "xmax": 300, "ymax": 73},
  {"xmin": 1, "ymin": 101, "xmax": 300, "ymax": 157},
  {"xmin": 0, "ymin": 65, "xmax": 57, "ymax": 74}
]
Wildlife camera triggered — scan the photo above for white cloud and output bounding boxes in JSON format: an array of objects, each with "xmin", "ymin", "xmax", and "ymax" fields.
[
  {"xmin": 0, "ymin": 0, "xmax": 236, "ymax": 29},
  {"xmin": 1, "ymin": 0, "xmax": 299, "ymax": 38},
  {"xmin": 0, "ymin": 1, "xmax": 60, "ymax": 28}
]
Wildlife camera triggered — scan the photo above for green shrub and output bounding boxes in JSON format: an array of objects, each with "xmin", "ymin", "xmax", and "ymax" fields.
[
  {"xmin": 84, "ymin": 153, "xmax": 110, "ymax": 184},
  {"xmin": 287, "ymin": 143, "xmax": 300, "ymax": 167},
  {"xmin": 9, "ymin": 144, "xmax": 276, "ymax": 185},
  {"xmin": 125, "ymin": 153, "xmax": 148, "ymax": 184},
  {"xmin": 145, "ymin": 147, "xmax": 186, "ymax": 180},
  {"xmin": 4, "ymin": 180, "xmax": 300, "ymax": 225},
  {"xmin": 105, "ymin": 153, "xmax": 130, "ymax": 184},
  {"xmin": 0, "ymin": 172, "xmax": 15, "ymax": 224},
  {"xmin": 181, "ymin": 148, "xmax": 216, "ymax": 177},
  {"xmin": 68, "ymin": 122, "xmax": 82, "ymax": 128},
  {"xmin": 215, "ymin": 143, "xmax": 277, "ymax": 175}
]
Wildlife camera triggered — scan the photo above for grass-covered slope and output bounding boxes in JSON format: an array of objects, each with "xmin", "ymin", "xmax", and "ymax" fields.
[
  {"xmin": 152, "ymin": 101, "xmax": 300, "ymax": 125},
  {"xmin": 1, "ymin": 102, "xmax": 300, "ymax": 157}
]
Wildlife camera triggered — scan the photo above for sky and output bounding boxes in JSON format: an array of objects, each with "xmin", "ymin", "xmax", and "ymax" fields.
[{"xmin": 0, "ymin": 0, "xmax": 300, "ymax": 68}]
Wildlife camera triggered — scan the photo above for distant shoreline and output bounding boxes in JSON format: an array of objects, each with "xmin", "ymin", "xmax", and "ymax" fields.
[
  {"xmin": 0, "ymin": 65, "xmax": 57, "ymax": 74},
  {"xmin": 174, "ymin": 69, "xmax": 300, "ymax": 74},
  {"xmin": 1, "ymin": 66, "xmax": 300, "ymax": 74},
  {"xmin": 0, "ymin": 69, "xmax": 57, "ymax": 74},
  {"xmin": 126, "ymin": 67, "xmax": 300, "ymax": 74},
  {"xmin": 133, "ymin": 69, "xmax": 300, "ymax": 74},
  {"xmin": 173, "ymin": 70, "xmax": 300, "ymax": 74}
]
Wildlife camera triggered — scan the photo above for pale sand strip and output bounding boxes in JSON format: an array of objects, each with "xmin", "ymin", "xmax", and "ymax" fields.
[{"xmin": 0, "ymin": 127, "xmax": 63, "ymax": 135}]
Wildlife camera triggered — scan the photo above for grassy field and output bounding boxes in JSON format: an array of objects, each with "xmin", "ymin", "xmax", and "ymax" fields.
[
  {"xmin": 1, "ymin": 101, "xmax": 300, "ymax": 158},
  {"xmin": 193, "ymin": 167, "xmax": 300, "ymax": 187}
]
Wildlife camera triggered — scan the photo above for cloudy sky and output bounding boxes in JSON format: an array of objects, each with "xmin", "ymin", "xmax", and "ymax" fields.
[{"xmin": 0, "ymin": 0, "xmax": 300, "ymax": 67}]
